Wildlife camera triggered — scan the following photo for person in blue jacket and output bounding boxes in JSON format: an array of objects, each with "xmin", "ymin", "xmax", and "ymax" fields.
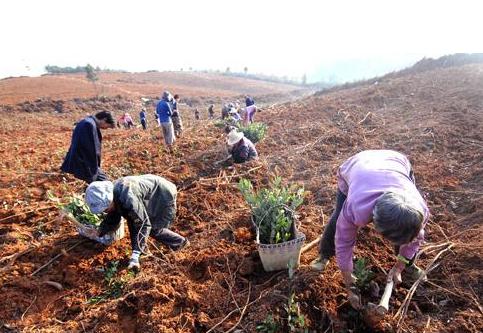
[
  {"xmin": 156, "ymin": 91, "xmax": 175, "ymax": 151},
  {"xmin": 61, "ymin": 111, "xmax": 115, "ymax": 183}
]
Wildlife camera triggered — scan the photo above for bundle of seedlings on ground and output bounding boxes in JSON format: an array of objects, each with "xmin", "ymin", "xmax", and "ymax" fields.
[
  {"xmin": 62, "ymin": 194, "xmax": 102, "ymax": 227},
  {"xmin": 238, "ymin": 176, "xmax": 304, "ymax": 244},
  {"xmin": 237, "ymin": 122, "xmax": 267, "ymax": 143},
  {"xmin": 213, "ymin": 119, "xmax": 227, "ymax": 128}
]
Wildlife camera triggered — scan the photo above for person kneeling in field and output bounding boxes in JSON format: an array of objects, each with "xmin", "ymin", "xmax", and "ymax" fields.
[
  {"xmin": 311, "ymin": 150, "xmax": 429, "ymax": 309},
  {"xmin": 85, "ymin": 174, "xmax": 189, "ymax": 270},
  {"xmin": 216, "ymin": 129, "xmax": 258, "ymax": 166}
]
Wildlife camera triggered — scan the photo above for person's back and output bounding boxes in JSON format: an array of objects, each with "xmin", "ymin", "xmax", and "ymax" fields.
[
  {"xmin": 61, "ymin": 117, "xmax": 100, "ymax": 181},
  {"xmin": 114, "ymin": 175, "xmax": 176, "ymax": 217},
  {"xmin": 232, "ymin": 137, "xmax": 258, "ymax": 163},
  {"xmin": 338, "ymin": 150, "xmax": 427, "ymax": 227},
  {"xmin": 61, "ymin": 112, "xmax": 113, "ymax": 183},
  {"xmin": 156, "ymin": 100, "xmax": 172, "ymax": 123}
]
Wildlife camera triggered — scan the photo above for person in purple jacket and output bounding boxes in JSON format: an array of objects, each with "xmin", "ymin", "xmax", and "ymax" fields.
[{"xmin": 312, "ymin": 150, "xmax": 429, "ymax": 309}]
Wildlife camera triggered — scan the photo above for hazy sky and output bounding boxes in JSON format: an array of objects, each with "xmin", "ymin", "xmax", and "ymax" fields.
[{"xmin": 1, "ymin": 0, "xmax": 481, "ymax": 82}]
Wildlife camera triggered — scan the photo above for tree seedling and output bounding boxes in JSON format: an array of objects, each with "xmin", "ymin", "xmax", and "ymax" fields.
[
  {"xmin": 353, "ymin": 258, "xmax": 375, "ymax": 291},
  {"xmin": 238, "ymin": 177, "xmax": 304, "ymax": 244}
]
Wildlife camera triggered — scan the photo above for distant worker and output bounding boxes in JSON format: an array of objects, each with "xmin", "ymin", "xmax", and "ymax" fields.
[
  {"xmin": 117, "ymin": 113, "xmax": 134, "ymax": 129},
  {"xmin": 194, "ymin": 108, "xmax": 200, "ymax": 120},
  {"xmin": 245, "ymin": 95, "xmax": 255, "ymax": 107},
  {"xmin": 208, "ymin": 104, "xmax": 215, "ymax": 119},
  {"xmin": 216, "ymin": 129, "xmax": 258, "ymax": 165},
  {"xmin": 171, "ymin": 94, "xmax": 183, "ymax": 138},
  {"xmin": 124, "ymin": 113, "xmax": 134, "ymax": 129},
  {"xmin": 242, "ymin": 104, "xmax": 257, "ymax": 126},
  {"xmin": 85, "ymin": 175, "xmax": 189, "ymax": 270},
  {"xmin": 221, "ymin": 103, "xmax": 231, "ymax": 120},
  {"xmin": 228, "ymin": 108, "xmax": 241, "ymax": 123},
  {"xmin": 156, "ymin": 91, "xmax": 175, "ymax": 151},
  {"xmin": 61, "ymin": 111, "xmax": 115, "ymax": 184},
  {"xmin": 139, "ymin": 108, "xmax": 147, "ymax": 130},
  {"xmin": 312, "ymin": 150, "xmax": 429, "ymax": 309}
]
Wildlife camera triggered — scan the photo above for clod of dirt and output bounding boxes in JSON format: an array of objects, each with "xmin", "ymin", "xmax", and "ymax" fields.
[
  {"xmin": 238, "ymin": 257, "xmax": 255, "ymax": 276},
  {"xmin": 219, "ymin": 228, "xmax": 235, "ymax": 242},
  {"xmin": 234, "ymin": 227, "xmax": 253, "ymax": 243}
]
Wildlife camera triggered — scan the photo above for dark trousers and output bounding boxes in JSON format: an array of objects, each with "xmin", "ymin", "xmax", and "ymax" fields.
[
  {"xmin": 319, "ymin": 190, "xmax": 347, "ymax": 259},
  {"xmin": 126, "ymin": 205, "xmax": 186, "ymax": 253},
  {"xmin": 141, "ymin": 118, "xmax": 147, "ymax": 130}
]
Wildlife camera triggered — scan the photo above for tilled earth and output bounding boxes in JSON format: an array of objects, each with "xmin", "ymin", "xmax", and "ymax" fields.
[{"xmin": 0, "ymin": 64, "xmax": 482, "ymax": 332}]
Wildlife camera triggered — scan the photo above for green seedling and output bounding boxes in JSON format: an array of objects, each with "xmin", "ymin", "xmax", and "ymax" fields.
[
  {"xmin": 49, "ymin": 191, "xmax": 103, "ymax": 226},
  {"xmin": 237, "ymin": 122, "xmax": 267, "ymax": 143},
  {"xmin": 256, "ymin": 314, "xmax": 279, "ymax": 333},
  {"xmin": 238, "ymin": 177, "xmax": 304, "ymax": 244},
  {"xmin": 353, "ymin": 258, "xmax": 375, "ymax": 290},
  {"xmin": 87, "ymin": 261, "xmax": 134, "ymax": 305}
]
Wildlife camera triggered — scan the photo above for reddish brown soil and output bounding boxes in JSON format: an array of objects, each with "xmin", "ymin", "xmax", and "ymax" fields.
[
  {"xmin": 0, "ymin": 63, "xmax": 482, "ymax": 332},
  {"xmin": 0, "ymin": 71, "xmax": 306, "ymax": 105}
]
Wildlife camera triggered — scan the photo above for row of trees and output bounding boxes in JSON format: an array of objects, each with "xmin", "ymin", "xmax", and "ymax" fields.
[{"xmin": 45, "ymin": 64, "xmax": 102, "ymax": 74}]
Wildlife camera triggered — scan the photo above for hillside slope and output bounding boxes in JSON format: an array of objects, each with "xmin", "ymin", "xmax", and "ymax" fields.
[
  {"xmin": 0, "ymin": 71, "xmax": 307, "ymax": 105},
  {"xmin": 0, "ymin": 63, "xmax": 481, "ymax": 332}
]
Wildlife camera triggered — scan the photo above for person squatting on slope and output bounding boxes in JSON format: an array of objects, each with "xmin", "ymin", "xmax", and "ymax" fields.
[
  {"xmin": 311, "ymin": 150, "xmax": 429, "ymax": 309},
  {"xmin": 117, "ymin": 113, "xmax": 135, "ymax": 129},
  {"xmin": 216, "ymin": 129, "xmax": 258, "ymax": 165},
  {"xmin": 156, "ymin": 91, "xmax": 175, "ymax": 151},
  {"xmin": 61, "ymin": 111, "xmax": 115, "ymax": 184},
  {"xmin": 85, "ymin": 174, "xmax": 189, "ymax": 270},
  {"xmin": 171, "ymin": 94, "xmax": 183, "ymax": 137}
]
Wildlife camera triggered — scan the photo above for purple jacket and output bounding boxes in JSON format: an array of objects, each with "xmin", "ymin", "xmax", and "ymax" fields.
[{"xmin": 335, "ymin": 150, "xmax": 429, "ymax": 272}]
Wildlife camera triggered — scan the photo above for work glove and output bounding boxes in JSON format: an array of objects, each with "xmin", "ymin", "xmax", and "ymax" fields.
[
  {"xmin": 406, "ymin": 263, "xmax": 427, "ymax": 282},
  {"xmin": 127, "ymin": 251, "xmax": 141, "ymax": 271},
  {"xmin": 388, "ymin": 262, "xmax": 405, "ymax": 285}
]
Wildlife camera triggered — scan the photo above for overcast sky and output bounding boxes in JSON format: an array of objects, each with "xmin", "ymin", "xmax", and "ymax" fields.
[{"xmin": 1, "ymin": 0, "xmax": 481, "ymax": 82}]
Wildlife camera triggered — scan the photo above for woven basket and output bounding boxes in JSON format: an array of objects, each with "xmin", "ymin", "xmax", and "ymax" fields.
[
  {"xmin": 61, "ymin": 210, "xmax": 125, "ymax": 245},
  {"xmin": 257, "ymin": 232, "xmax": 306, "ymax": 272}
]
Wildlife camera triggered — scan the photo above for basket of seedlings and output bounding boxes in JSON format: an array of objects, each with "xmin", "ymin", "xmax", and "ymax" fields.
[
  {"xmin": 238, "ymin": 177, "xmax": 306, "ymax": 272},
  {"xmin": 60, "ymin": 195, "xmax": 124, "ymax": 245}
]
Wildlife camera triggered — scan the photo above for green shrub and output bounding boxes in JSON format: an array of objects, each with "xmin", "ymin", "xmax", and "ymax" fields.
[
  {"xmin": 238, "ymin": 177, "xmax": 304, "ymax": 244},
  {"xmin": 237, "ymin": 122, "xmax": 267, "ymax": 143},
  {"xmin": 256, "ymin": 314, "xmax": 279, "ymax": 333},
  {"xmin": 213, "ymin": 119, "xmax": 227, "ymax": 128},
  {"xmin": 354, "ymin": 258, "xmax": 375, "ymax": 290}
]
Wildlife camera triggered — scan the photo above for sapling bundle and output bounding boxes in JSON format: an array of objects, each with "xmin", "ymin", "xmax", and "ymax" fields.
[
  {"xmin": 238, "ymin": 177, "xmax": 304, "ymax": 244},
  {"xmin": 237, "ymin": 122, "xmax": 267, "ymax": 143},
  {"xmin": 62, "ymin": 195, "xmax": 102, "ymax": 226}
]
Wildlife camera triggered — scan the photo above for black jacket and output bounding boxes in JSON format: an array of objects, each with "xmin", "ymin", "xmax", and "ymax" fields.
[{"xmin": 61, "ymin": 116, "xmax": 103, "ymax": 183}]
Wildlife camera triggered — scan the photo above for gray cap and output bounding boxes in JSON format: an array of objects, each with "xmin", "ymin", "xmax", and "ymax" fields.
[{"xmin": 85, "ymin": 181, "xmax": 114, "ymax": 214}]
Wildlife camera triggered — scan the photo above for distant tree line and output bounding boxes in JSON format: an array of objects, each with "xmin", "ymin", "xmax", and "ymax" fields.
[{"xmin": 45, "ymin": 64, "xmax": 126, "ymax": 74}]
